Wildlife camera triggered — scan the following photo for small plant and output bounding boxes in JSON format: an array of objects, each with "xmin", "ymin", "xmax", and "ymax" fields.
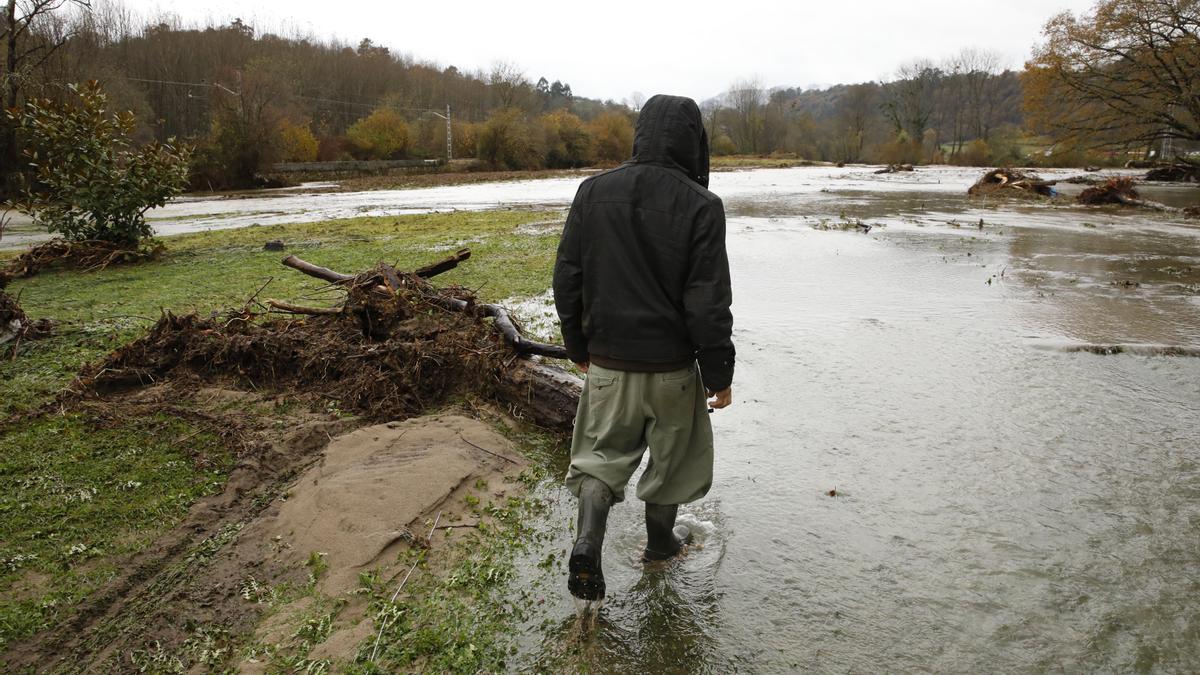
[
  {"xmin": 306, "ymin": 551, "xmax": 329, "ymax": 585},
  {"xmin": 8, "ymin": 81, "xmax": 191, "ymax": 247}
]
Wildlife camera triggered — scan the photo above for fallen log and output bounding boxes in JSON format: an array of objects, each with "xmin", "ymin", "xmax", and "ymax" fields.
[
  {"xmin": 283, "ymin": 253, "xmax": 570, "ymax": 360},
  {"xmin": 281, "ymin": 255, "xmax": 352, "ymax": 283},
  {"xmin": 266, "ymin": 299, "xmax": 343, "ymax": 315},
  {"xmin": 875, "ymin": 163, "xmax": 914, "ymax": 174},
  {"xmin": 415, "ymin": 248, "xmax": 471, "ymax": 278}
]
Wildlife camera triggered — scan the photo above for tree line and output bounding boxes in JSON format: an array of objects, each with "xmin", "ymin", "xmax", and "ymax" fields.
[
  {"xmin": 3, "ymin": 0, "xmax": 1196, "ymax": 197},
  {"xmin": 1, "ymin": 0, "xmax": 635, "ymax": 192}
]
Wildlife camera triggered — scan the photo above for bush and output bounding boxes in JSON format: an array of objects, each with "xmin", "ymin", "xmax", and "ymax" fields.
[
  {"xmin": 711, "ymin": 134, "xmax": 738, "ymax": 156},
  {"xmin": 452, "ymin": 121, "xmax": 479, "ymax": 159},
  {"xmin": 278, "ymin": 120, "xmax": 319, "ymax": 162},
  {"xmin": 958, "ymin": 139, "xmax": 991, "ymax": 167},
  {"xmin": 476, "ymin": 108, "xmax": 545, "ymax": 170},
  {"xmin": 8, "ymin": 81, "xmax": 190, "ymax": 246},
  {"xmin": 541, "ymin": 110, "xmax": 594, "ymax": 168},
  {"xmin": 590, "ymin": 111, "xmax": 634, "ymax": 163},
  {"xmin": 346, "ymin": 108, "xmax": 409, "ymax": 159},
  {"xmin": 879, "ymin": 133, "xmax": 922, "ymax": 165}
]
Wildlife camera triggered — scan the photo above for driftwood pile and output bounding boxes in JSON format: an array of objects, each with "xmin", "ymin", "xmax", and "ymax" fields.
[
  {"xmin": 1145, "ymin": 162, "xmax": 1200, "ymax": 183},
  {"xmin": 874, "ymin": 164, "xmax": 914, "ymax": 174},
  {"xmin": 75, "ymin": 249, "xmax": 582, "ymax": 430},
  {"xmin": 0, "ymin": 239, "xmax": 163, "ymax": 287},
  {"xmin": 0, "ymin": 289, "xmax": 53, "ymax": 353},
  {"xmin": 968, "ymin": 168, "xmax": 1057, "ymax": 198},
  {"xmin": 1077, "ymin": 177, "xmax": 1199, "ymax": 218}
]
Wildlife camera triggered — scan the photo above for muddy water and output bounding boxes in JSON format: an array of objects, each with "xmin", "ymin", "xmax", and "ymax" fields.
[{"xmin": 497, "ymin": 167, "xmax": 1200, "ymax": 673}]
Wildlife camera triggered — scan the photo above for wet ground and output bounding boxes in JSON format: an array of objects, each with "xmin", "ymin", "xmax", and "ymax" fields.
[{"xmin": 8, "ymin": 166, "xmax": 1199, "ymax": 672}]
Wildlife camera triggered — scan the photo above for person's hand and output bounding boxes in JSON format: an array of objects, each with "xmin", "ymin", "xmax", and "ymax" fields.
[
  {"xmin": 707, "ymin": 387, "xmax": 732, "ymax": 409},
  {"xmin": 574, "ymin": 361, "xmax": 590, "ymax": 374}
]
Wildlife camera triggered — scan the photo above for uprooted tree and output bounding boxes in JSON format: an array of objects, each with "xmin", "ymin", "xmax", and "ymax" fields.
[
  {"xmin": 7, "ymin": 80, "xmax": 191, "ymax": 247},
  {"xmin": 77, "ymin": 248, "xmax": 582, "ymax": 431},
  {"xmin": 1024, "ymin": 0, "xmax": 1200, "ymax": 164}
]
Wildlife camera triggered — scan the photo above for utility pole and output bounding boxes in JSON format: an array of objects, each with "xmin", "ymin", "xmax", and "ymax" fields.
[{"xmin": 446, "ymin": 104, "xmax": 452, "ymax": 162}]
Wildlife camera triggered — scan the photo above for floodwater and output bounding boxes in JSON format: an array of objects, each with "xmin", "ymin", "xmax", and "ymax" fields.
[
  {"xmin": 495, "ymin": 167, "xmax": 1200, "ymax": 673},
  {"xmin": 9, "ymin": 166, "xmax": 1199, "ymax": 671}
]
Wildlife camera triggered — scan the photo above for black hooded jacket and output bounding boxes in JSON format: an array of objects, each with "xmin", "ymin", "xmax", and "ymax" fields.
[{"xmin": 553, "ymin": 94, "xmax": 735, "ymax": 392}]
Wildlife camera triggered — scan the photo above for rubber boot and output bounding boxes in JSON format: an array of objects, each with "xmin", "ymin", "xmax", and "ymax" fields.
[
  {"xmin": 642, "ymin": 503, "xmax": 692, "ymax": 562},
  {"xmin": 568, "ymin": 476, "xmax": 613, "ymax": 600}
]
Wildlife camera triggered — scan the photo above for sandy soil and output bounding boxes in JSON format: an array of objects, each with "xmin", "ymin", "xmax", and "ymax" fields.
[{"xmin": 4, "ymin": 382, "xmax": 530, "ymax": 672}]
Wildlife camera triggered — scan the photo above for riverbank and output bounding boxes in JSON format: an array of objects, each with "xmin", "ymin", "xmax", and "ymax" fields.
[{"xmin": 0, "ymin": 209, "xmax": 571, "ymax": 671}]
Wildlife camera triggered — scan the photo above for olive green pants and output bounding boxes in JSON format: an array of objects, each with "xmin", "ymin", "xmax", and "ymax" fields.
[{"xmin": 565, "ymin": 363, "xmax": 714, "ymax": 505}]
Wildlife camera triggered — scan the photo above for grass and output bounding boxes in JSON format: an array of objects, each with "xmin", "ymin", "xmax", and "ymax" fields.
[
  {"xmin": 1, "ymin": 209, "xmax": 564, "ymax": 418},
  {"xmin": 0, "ymin": 413, "xmax": 232, "ymax": 652},
  {"xmin": 348, "ymin": 484, "xmax": 552, "ymax": 673},
  {"xmin": 711, "ymin": 155, "xmax": 821, "ymax": 169},
  {"xmin": 0, "ymin": 208, "xmax": 566, "ymax": 662}
]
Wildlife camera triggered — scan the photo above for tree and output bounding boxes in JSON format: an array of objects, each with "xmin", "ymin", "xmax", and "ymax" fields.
[
  {"xmin": 541, "ymin": 109, "xmax": 593, "ymax": 168},
  {"xmin": 278, "ymin": 119, "xmax": 318, "ymax": 162},
  {"xmin": 2, "ymin": 0, "xmax": 91, "ymax": 192},
  {"xmin": 476, "ymin": 107, "xmax": 544, "ymax": 170},
  {"xmin": 834, "ymin": 83, "xmax": 878, "ymax": 162},
  {"xmin": 882, "ymin": 60, "xmax": 941, "ymax": 144},
  {"xmin": 346, "ymin": 107, "xmax": 409, "ymax": 159},
  {"xmin": 726, "ymin": 78, "xmax": 765, "ymax": 153},
  {"xmin": 589, "ymin": 110, "xmax": 633, "ymax": 163},
  {"xmin": 8, "ymin": 80, "xmax": 190, "ymax": 246},
  {"xmin": 1026, "ymin": 0, "xmax": 1200, "ymax": 151}
]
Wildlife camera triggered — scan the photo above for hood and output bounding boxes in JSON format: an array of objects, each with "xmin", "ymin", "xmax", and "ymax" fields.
[{"xmin": 630, "ymin": 94, "xmax": 710, "ymax": 188}]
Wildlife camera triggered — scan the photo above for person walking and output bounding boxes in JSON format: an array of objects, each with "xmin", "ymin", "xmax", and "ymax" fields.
[{"xmin": 553, "ymin": 94, "xmax": 735, "ymax": 601}]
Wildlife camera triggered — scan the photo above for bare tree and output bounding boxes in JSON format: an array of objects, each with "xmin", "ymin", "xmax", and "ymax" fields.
[
  {"xmin": 836, "ymin": 83, "xmax": 878, "ymax": 162},
  {"xmin": 882, "ymin": 60, "xmax": 941, "ymax": 142},
  {"xmin": 726, "ymin": 77, "xmax": 765, "ymax": 154},
  {"xmin": 957, "ymin": 47, "xmax": 1002, "ymax": 142},
  {"xmin": 2, "ymin": 0, "xmax": 90, "ymax": 186},
  {"xmin": 629, "ymin": 90, "xmax": 645, "ymax": 112},
  {"xmin": 489, "ymin": 61, "xmax": 532, "ymax": 110}
]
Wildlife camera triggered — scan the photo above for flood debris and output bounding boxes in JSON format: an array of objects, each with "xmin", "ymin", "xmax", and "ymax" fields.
[
  {"xmin": 967, "ymin": 168, "xmax": 1057, "ymax": 198},
  {"xmin": 0, "ymin": 288, "xmax": 54, "ymax": 352},
  {"xmin": 74, "ymin": 248, "xmax": 581, "ymax": 430},
  {"xmin": 1144, "ymin": 161, "xmax": 1200, "ymax": 183},
  {"xmin": 874, "ymin": 163, "xmax": 914, "ymax": 174},
  {"xmin": 0, "ymin": 238, "xmax": 164, "ymax": 285},
  {"xmin": 1077, "ymin": 177, "xmax": 1199, "ymax": 217}
]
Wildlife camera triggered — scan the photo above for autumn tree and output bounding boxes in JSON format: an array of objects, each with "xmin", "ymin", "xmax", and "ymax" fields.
[
  {"xmin": 1025, "ymin": 0, "xmax": 1200, "ymax": 153},
  {"xmin": 589, "ymin": 110, "xmax": 634, "ymax": 163},
  {"xmin": 541, "ymin": 109, "xmax": 593, "ymax": 168},
  {"xmin": 346, "ymin": 107, "xmax": 409, "ymax": 159}
]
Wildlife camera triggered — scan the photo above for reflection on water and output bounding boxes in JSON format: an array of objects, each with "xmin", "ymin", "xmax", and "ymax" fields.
[{"xmin": 501, "ymin": 167, "xmax": 1200, "ymax": 673}]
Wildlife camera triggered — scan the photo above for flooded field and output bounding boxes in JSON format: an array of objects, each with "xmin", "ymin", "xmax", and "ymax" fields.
[
  {"xmin": 9, "ymin": 166, "xmax": 1198, "ymax": 671},
  {"xmin": 495, "ymin": 167, "xmax": 1200, "ymax": 672}
]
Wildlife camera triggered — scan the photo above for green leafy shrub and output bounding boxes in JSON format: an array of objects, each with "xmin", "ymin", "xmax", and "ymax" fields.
[{"xmin": 8, "ymin": 81, "xmax": 191, "ymax": 246}]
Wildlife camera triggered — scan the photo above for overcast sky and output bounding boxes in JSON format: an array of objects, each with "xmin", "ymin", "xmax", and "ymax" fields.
[{"xmin": 124, "ymin": 0, "xmax": 1099, "ymax": 102}]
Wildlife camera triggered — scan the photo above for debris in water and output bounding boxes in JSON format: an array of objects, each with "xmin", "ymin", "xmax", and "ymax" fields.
[{"xmin": 968, "ymin": 168, "xmax": 1057, "ymax": 198}]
